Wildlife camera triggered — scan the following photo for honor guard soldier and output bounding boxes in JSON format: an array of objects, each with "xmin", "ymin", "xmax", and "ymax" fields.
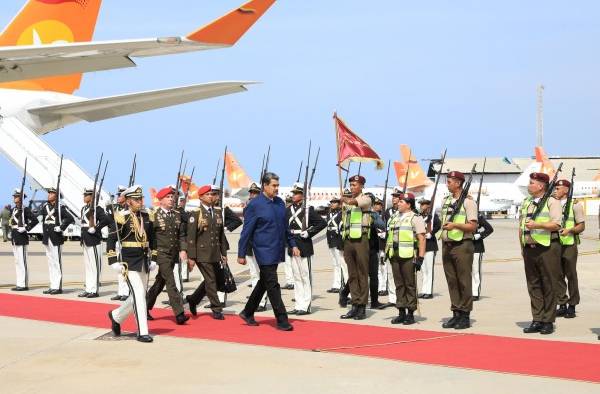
[
  {"xmin": 440, "ymin": 171, "xmax": 478, "ymax": 329},
  {"xmin": 374, "ymin": 198, "xmax": 388, "ymax": 297},
  {"xmin": 107, "ymin": 185, "xmax": 157, "ymax": 343},
  {"xmin": 286, "ymin": 183, "xmax": 326, "ymax": 315},
  {"xmin": 9, "ymin": 189, "xmax": 38, "ymax": 291},
  {"xmin": 365, "ymin": 193, "xmax": 387, "ymax": 309},
  {"xmin": 385, "ymin": 193, "xmax": 426, "ymax": 325},
  {"xmin": 185, "ymin": 185, "xmax": 228, "ymax": 320},
  {"xmin": 472, "ymin": 213, "xmax": 493, "ymax": 301},
  {"xmin": 281, "ymin": 194, "xmax": 295, "ymax": 290},
  {"xmin": 146, "ymin": 186, "xmax": 190, "ymax": 325},
  {"xmin": 106, "ymin": 186, "xmax": 129, "ymax": 301},
  {"xmin": 340, "ymin": 175, "xmax": 373, "ymax": 320},
  {"xmin": 41, "ymin": 187, "xmax": 75, "ymax": 295},
  {"xmin": 519, "ymin": 173, "xmax": 562, "ymax": 335},
  {"xmin": 418, "ymin": 199, "xmax": 441, "ymax": 299},
  {"xmin": 243, "ymin": 183, "xmax": 268, "ymax": 309},
  {"xmin": 554, "ymin": 179, "xmax": 585, "ymax": 319},
  {"xmin": 79, "ymin": 188, "xmax": 111, "ymax": 298},
  {"xmin": 325, "ymin": 197, "xmax": 346, "ymax": 293}
]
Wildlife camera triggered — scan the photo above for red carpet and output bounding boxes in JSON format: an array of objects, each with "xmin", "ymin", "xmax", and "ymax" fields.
[{"xmin": 1, "ymin": 293, "xmax": 600, "ymax": 383}]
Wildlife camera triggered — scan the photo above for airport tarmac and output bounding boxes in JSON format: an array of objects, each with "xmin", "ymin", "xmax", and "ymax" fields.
[{"xmin": 1, "ymin": 218, "xmax": 599, "ymax": 393}]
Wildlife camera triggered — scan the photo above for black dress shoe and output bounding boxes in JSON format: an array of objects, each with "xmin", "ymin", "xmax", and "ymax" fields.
[
  {"xmin": 239, "ymin": 311, "xmax": 259, "ymax": 326},
  {"xmin": 556, "ymin": 304, "xmax": 567, "ymax": 317},
  {"xmin": 186, "ymin": 296, "xmax": 197, "ymax": 316},
  {"xmin": 421, "ymin": 294, "xmax": 433, "ymax": 299},
  {"xmin": 454, "ymin": 312, "xmax": 471, "ymax": 330},
  {"xmin": 564, "ymin": 305, "xmax": 576, "ymax": 319},
  {"xmin": 340, "ymin": 305, "xmax": 358, "ymax": 319},
  {"xmin": 523, "ymin": 321, "xmax": 542, "ymax": 334},
  {"xmin": 49, "ymin": 289, "xmax": 62, "ymax": 295},
  {"xmin": 327, "ymin": 288, "xmax": 340, "ymax": 293},
  {"xmin": 296, "ymin": 310, "xmax": 310, "ymax": 316},
  {"xmin": 147, "ymin": 312, "xmax": 155, "ymax": 321},
  {"xmin": 119, "ymin": 296, "xmax": 129, "ymax": 301},
  {"xmin": 276, "ymin": 321, "xmax": 294, "ymax": 331},
  {"xmin": 391, "ymin": 308, "xmax": 406, "ymax": 324},
  {"xmin": 212, "ymin": 311, "xmax": 225, "ymax": 320},
  {"xmin": 78, "ymin": 291, "xmax": 90, "ymax": 298},
  {"xmin": 539, "ymin": 322, "xmax": 554, "ymax": 335},
  {"xmin": 370, "ymin": 301, "xmax": 385, "ymax": 309},
  {"xmin": 110, "ymin": 295, "xmax": 122, "ymax": 301},
  {"xmin": 176, "ymin": 313, "xmax": 190, "ymax": 325},
  {"xmin": 256, "ymin": 306, "xmax": 267, "ymax": 312},
  {"xmin": 11, "ymin": 286, "xmax": 28, "ymax": 291},
  {"xmin": 473, "ymin": 296, "xmax": 480, "ymax": 301},
  {"xmin": 353, "ymin": 305, "xmax": 366, "ymax": 320},
  {"xmin": 86, "ymin": 293, "xmax": 99, "ymax": 298},
  {"xmin": 137, "ymin": 335, "xmax": 153, "ymax": 343},
  {"xmin": 403, "ymin": 310, "xmax": 416, "ymax": 325},
  {"xmin": 108, "ymin": 311, "xmax": 121, "ymax": 336},
  {"xmin": 43, "ymin": 289, "xmax": 52, "ymax": 294},
  {"xmin": 287, "ymin": 309, "xmax": 298, "ymax": 315},
  {"xmin": 442, "ymin": 311, "xmax": 459, "ymax": 329},
  {"xmin": 282, "ymin": 284, "xmax": 294, "ymax": 290}
]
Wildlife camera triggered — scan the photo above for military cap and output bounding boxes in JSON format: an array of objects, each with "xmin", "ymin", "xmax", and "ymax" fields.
[
  {"xmin": 291, "ymin": 182, "xmax": 304, "ymax": 194},
  {"xmin": 156, "ymin": 186, "xmax": 176, "ymax": 200},
  {"xmin": 197, "ymin": 185, "xmax": 212, "ymax": 196},
  {"xmin": 447, "ymin": 171, "xmax": 465, "ymax": 182},
  {"xmin": 117, "ymin": 185, "xmax": 127, "ymax": 194},
  {"xmin": 46, "ymin": 187, "xmax": 57, "ymax": 194},
  {"xmin": 374, "ymin": 197, "xmax": 383, "ymax": 205},
  {"xmin": 248, "ymin": 183, "xmax": 261, "ymax": 193},
  {"xmin": 342, "ymin": 188, "xmax": 352, "ymax": 197},
  {"xmin": 330, "ymin": 196, "xmax": 341, "ymax": 203},
  {"xmin": 349, "ymin": 174, "xmax": 366, "ymax": 185},
  {"xmin": 556, "ymin": 179, "xmax": 571, "ymax": 188},
  {"xmin": 210, "ymin": 184, "xmax": 221, "ymax": 193},
  {"xmin": 418, "ymin": 198, "xmax": 432, "ymax": 205},
  {"xmin": 123, "ymin": 185, "xmax": 144, "ymax": 199},
  {"xmin": 12, "ymin": 188, "xmax": 26, "ymax": 198},
  {"xmin": 83, "ymin": 187, "xmax": 94, "ymax": 196},
  {"xmin": 529, "ymin": 172, "xmax": 550, "ymax": 184},
  {"xmin": 399, "ymin": 192, "xmax": 416, "ymax": 202},
  {"xmin": 391, "ymin": 187, "xmax": 403, "ymax": 196}
]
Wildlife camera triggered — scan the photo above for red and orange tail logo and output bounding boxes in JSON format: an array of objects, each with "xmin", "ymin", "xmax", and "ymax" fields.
[
  {"xmin": 393, "ymin": 145, "xmax": 432, "ymax": 192},
  {"xmin": 534, "ymin": 146, "xmax": 555, "ymax": 178},
  {"xmin": 148, "ymin": 188, "xmax": 159, "ymax": 207},
  {"xmin": 179, "ymin": 175, "xmax": 199, "ymax": 200},
  {"xmin": 225, "ymin": 151, "xmax": 252, "ymax": 190},
  {"xmin": 0, "ymin": 0, "xmax": 102, "ymax": 93}
]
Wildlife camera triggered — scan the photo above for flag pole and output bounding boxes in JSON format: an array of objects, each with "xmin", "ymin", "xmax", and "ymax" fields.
[{"xmin": 334, "ymin": 112, "xmax": 344, "ymax": 199}]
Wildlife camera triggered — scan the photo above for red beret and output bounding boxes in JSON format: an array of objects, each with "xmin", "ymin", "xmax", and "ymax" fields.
[
  {"xmin": 529, "ymin": 172, "xmax": 550, "ymax": 184},
  {"xmin": 156, "ymin": 186, "xmax": 176, "ymax": 200},
  {"xmin": 556, "ymin": 179, "xmax": 571, "ymax": 188},
  {"xmin": 349, "ymin": 175, "xmax": 366, "ymax": 185},
  {"xmin": 197, "ymin": 185, "xmax": 212, "ymax": 196},
  {"xmin": 447, "ymin": 171, "xmax": 465, "ymax": 181},
  {"xmin": 400, "ymin": 192, "xmax": 416, "ymax": 201}
]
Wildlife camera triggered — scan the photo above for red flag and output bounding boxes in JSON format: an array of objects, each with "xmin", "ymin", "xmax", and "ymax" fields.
[{"xmin": 334, "ymin": 113, "xmax": 383, "ymax": 169}]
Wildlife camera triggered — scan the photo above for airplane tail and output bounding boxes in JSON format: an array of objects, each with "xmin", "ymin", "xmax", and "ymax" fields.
[
  {"xmin": 534, "ymin": 146, "xmax": 556, "ymax": 178},
  {"xmin": 0, "ymin": 0, "xmax": 102, "ymax": 93},
  {"xmin": 225, "ymin": 151, "xmax": 252, "ymax": 190},
  {"xmin": 393, "ymin": 145, "xmax": 432, "ymax": 192},
  {"xmin": 148, "ymin": 187, "xmax": 159, "ymax": 207}
]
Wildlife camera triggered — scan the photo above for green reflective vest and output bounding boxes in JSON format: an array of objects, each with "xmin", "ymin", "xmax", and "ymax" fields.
[
  {"xmin": 386, "ymin": 212, "xmax": 415, "ymax": 258},
  {"xmin": 520, "ymin": 197, "xmax": 551, "ymax": 247},
  {"xmin": 342, "ymin": 206, "xmax": 369, "ymax": 240},
  {"xmin": 441, "ymin": 195, "xmax": 466, "ymax": 241},
  {"xmin": 559, "ymin": 200, "xmax": 579, "ymax": 246}
]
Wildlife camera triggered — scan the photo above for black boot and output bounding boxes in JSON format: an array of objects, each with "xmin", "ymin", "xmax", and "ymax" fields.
[
  {"xmin": 442, "ymin": 311, "xmax": 459, "ymax": 329},
  {"xmin": 539, "ymin": 322, "xmax": 554, "ymax": 335},
  {"xmin": 454, "ymin": 311, "xmax": 471, "ymax": 329},
  {"xmin": 556, "ymin": 304, "xmax": 567, "ymax": 317},
  {"xmin": 523, "ymin": 321, "xmax": 542, "ymax": 333},
  {"xmin": 353, "ymin": 305, "xmax": 367, "ymax": 320},
  {"xmin": 339, "ymin": 296, "xmax": 348, "ymax": 308},
  {"xmin": 340, "ymin": 305, "xmax": 358, "ymax": 319},
  {"xmin": 403, "ymin": 309, "xmax": 415, "ymax": 325},
  {"xmin": 175, "ymin": 313, "xmax": 190, "ymax": 325},
  {"xmin": 391, "ymin": 308, "xmax": 406, "ymax": 324},
  {"xmin": 564, "ymin": 305, "xmax": 576, "ymax": 319}
]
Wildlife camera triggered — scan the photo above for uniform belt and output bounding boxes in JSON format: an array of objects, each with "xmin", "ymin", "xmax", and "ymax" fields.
[
  {"xmin": 291, "ymin": 230, "xmax": 303, "ymax": 235},
  {"xmin": 121, "ymin": 241, "xmax": 149, "ymax": 248},
  {"xmin": 443, "ymin": 239, "xmax": 472, "ymax": 247},
  {"xmin": 524, "ymin": 243, "xmax": 547, "ymax": 249}
]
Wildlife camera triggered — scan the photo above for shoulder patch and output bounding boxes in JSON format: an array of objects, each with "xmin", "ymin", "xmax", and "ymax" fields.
[{"xmin": 114, "ymin": 211, "xmax": 126, "ymax": 225}]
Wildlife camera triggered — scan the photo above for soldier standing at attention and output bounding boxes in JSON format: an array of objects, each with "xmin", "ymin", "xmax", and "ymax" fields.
[
  {"xmin": 471, "ymin": 213, "xmax": 494, "ymax": 301},
  {"xmin": 325, "ymin": 197, "xmax": 345, "ymax": 293},
  {"xmin": 519, "ymin": 173, "xmax": 562, "ymax": 335},
  {"xmin": 9, "ymin": 189, "xmax": 38, "ymax": 291},
  {"xmin": 439, "ymin": 171, "xmax": 478, "ymax": 329},
  {"xmin": 146, "ymin": 186, "xmax": 190, "ymax": 325},
  {"xmin": 418, "ymin": 199, "xmax": 441, "ymax": 299}
]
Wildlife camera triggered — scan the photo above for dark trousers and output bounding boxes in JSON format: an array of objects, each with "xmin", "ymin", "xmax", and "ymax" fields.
[
  {"xmin": 2, "ymin": 224, "xmax": 9, "ymax": 241},
  {"xmin": 188, "ymin": 262, "xmax": 222, "ymax": 313},
  {"xmin": 343, "ymin": 237, "xmax": 370, "ymax": 306},
  {"xmin": 523, "ymin": 241, "xmax": 561, "ymax": 323},
  {"xmin": 146, "ymin": 255, "xmax": 184, "ymax": 316},
  {"xmin": 243, "ymin": 263, "xmax": 288, "ymax": 324},
  {"xmin": 557, "ymin": 244, "xmax": 580, "ymax": 306},
  {"xmin": 391, "ymin": 256, "xmax": 417, "ymax": 310},
  {"xmin": 442, "ymin": 240, "xmax": 474, "ymax": 312},
  {"xmin": 368, "ymin": 251, "xmax": 379, "ymax": 304}
]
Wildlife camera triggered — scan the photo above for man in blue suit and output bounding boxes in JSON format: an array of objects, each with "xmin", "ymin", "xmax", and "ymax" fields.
[{"xmin": 237, "ymin": 172, "xmax": 299, "ymax": 331}]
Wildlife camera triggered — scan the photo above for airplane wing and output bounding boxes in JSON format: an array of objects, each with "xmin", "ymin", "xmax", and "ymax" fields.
[
  {"xmin": 28, "ymin": 81, "xmax": 254, "ymax": 124},
  {"xmin": 0, "ymin": 0, "xmax": 275, "ymax": 84}
]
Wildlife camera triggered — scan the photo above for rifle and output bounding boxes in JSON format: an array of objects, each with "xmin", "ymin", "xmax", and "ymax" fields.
[
  {"xmin": 402, "ymin": 149, "xmax": 412, "ymax": 194},
  {"xmin": 296, "ymin": 161, "xmax": 303, "ymax": 183},
  {"xmin": 174, "ymin": 151, "xmax": 185, "ymax": 209},
  {"xmin": 90, "ymin": 153, "xmax": 104, "ymax": 227},
  {"xmin": 561, "ymin": 167, "xmax": 576, "ymax": 238},
  {"xmin": 56, "ymin": 154, "xmax": 64, "ymax": 227},
  {"xmin": 426, "ymin": 149, "xmax": 447, "ymax": 233},
  {"xmin": 128, "ymin": 154, "xmax": 137, "ymax": 187},
  {"xmin": 219, "ymin": 146, "xmax": 227, "ymax": 209},
  {"xmin": 302, "ymin": 141, "xmax": 312, "ymax": 231},
  {"xmin": 475, "ymin": 157, "xmax": 487, "ymax": 212},
  {"xmin": 258, "ymin": 154, "xmax": 265, "ymax": 188},
  {"xmin": 382, "ymin": 159, "xmax": 391, "ymax": 216},
  {"xmin": 212, "ymin": 158, "xmax": 220, "ymax": 186},
  {"xmin": 308, "ymin": 147, "xmax": 320, "ymax": 189},
  {"xmin": 357, "ymin": 162, "xmax": 362, "ymax": 176},
  {"xmin": 447, "ymin": 163, "xmax": 477, "ymax": 224},
  {"xmin": 96, "ymin": 161, "xmax": 108, "ymax": 208},
  {"xmin": 343, "ymin": 162, "xmax": 352, "ymax": 189},
  {"xmin": 530, "ymin": 163, "xmax": 563, "ymax": 221},
  {"xmin": 18, "ymin": 158, "xmax": 27, "ymax": 227}
]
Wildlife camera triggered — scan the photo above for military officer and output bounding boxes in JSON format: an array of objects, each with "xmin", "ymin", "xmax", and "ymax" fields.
[
  {"xmin": 107, "ymin": 185, "xmax": 157, "ymax": 343},
  {"xmin": 106, "ymin": 186, "xmax": 129, "ymax": 301},
  {"xmin": 553, "ymin": 179, "xmax": 585, "ymax": 319},
  {"xmin": 146, "ymin": 186, "xmax": 190, "ymax": 325},
  {"xmin": 519, "ymin": 172, "xmax": 562, "ymax": 335},
  {"xmin": 79, "ymin": 187, "xmax": 111, "ymax": 298},
  {"xmin": 185, "ymin": 185, "xmax": 228, "ymax": 320},
  {"xmin": 286, "ymin": 183, "xmax": 326, "ymax": 315},
  {"xmin": 418, "ymin": 199, "xmax": 441, "ymax": 299},
  {"xmin": 41, "ymin": 187, "xmax": 75, "ymax": 295},
  {"xmin": 472, "ymin": 213, "xmax": 494, "ymax": 301},
  {"xmin": 9, "ymin": 188, "xmax": 38, "ymax": 291},
  {"xmin": 385, "ymin": 193, "xmax": 426, "ymax": 325},
  {"xmin": 439, "ymin": 171, "xmax": 478, "ymax": 329},
  {"xmin": 340, "ymin": 175, "xmax": 373, "ymax": 320},
  {"xmin": 325, "ymin": 197, "xmax": 345, "ymax": 293}
]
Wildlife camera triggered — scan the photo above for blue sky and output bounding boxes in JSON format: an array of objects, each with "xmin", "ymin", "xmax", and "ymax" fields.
[{"xmin": 1, "ymin": 0, "xmax": 599, "ymax": 203}]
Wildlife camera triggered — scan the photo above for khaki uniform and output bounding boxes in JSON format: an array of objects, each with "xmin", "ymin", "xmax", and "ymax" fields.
[
  {"xmin": 342, "ymin": 194, "xmax": 372, "ymax": 306},
  {"xmin": 557, "ymin": 200, "xmax": 585, "ymax": 306},
  {"xmin": 520, "ymin": 197, "xmax": 562, "ymax": 323},
  {"xmin": 441, "ymin": 197, "xmax": 478, "ymax": 313}
]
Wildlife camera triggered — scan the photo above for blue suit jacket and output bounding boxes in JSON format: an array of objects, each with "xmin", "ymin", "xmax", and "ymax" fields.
[{"xmin": 238, "ymin": 193, "xmax": 296, "ymax": 266}]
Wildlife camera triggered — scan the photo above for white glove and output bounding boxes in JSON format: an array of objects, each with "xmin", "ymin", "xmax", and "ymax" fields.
[
  {"xmin": 300, "ymin": 230, "xmax": 309, "ymax": 239},
  {"xmin": 17, "ymin": 227, "xmax": 27, "ymax": 233},
  {"xmin": 425, "ymin": 233, "xmax": 432, "ymax": 239},
  {"xmin": 474, "ymin": 233, "xmax": 482, "ymax": 240},
  {"xmin": 377, "ymin": 231, "xmax": 386, "ymax": 239},
  {"xmin": 111, "ymin": 263, "xmax": 124, "ymax": 273},
  {"xmin": 87, "ymin": 227, "xmax": 96, "ymax": 234},
  {"xmin": 53, "ymin": 226, "xmax": 62, "ymax": 233},
  {"xmin": 149, "ymin": 261, "xmax": 158, "ymax": 271}
]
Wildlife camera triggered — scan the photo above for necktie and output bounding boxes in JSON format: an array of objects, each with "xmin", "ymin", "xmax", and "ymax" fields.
[{"xmin": 208, "ymin": 208, "xmax": 213, "ymax": 218}]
